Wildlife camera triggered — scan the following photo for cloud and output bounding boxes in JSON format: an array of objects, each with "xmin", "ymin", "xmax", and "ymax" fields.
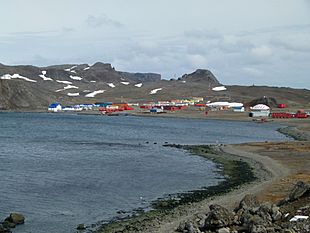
[
  {"xmin": 250, "ymin": 45, "xmax": 273, "ymax": 58},
  {"xmin": 242, "ymin": 67, "xmax": 263, "ymax": 77},
  {"xmin": 86, "ymin": 15, "xmax": 124, "ymax": 28},
  {"xmin": 271, "ymin": 33, "xmax": 310, "ymax": 52},
  {"xmin": 187, "ymin": 54, "xmax": 208, "ymax": 68}
]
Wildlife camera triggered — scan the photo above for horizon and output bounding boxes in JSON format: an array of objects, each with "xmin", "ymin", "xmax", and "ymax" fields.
[{"xmin": 1, "ymin": 0, "xmax": 310, "ymax": 89}]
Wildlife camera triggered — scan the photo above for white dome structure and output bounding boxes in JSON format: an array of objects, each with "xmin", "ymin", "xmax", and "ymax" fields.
[{"xmin": 251, "ymin": 104, "xmax": 270, "ymax": 110}]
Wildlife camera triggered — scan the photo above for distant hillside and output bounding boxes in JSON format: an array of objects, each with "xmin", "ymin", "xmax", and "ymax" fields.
[{"xmin": 0, "ymin": 62, "xmax": 309, "ymax": 110}]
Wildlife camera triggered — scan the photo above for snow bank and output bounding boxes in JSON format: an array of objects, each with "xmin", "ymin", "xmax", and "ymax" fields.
[
  {"xmin": 212, "ymin": 86, "xmax": 227, "ymax": 91},
  {"xmin": 69, "ymin": 75, "xmax": 82, "ymax": 80},
  {"xmin": 67, "ymin": 93, "xmax": 80, "ymax": 97},
  {"xmin": 150, "ymin": 88, "xmax": 162, "ymax": 95},
  {"xmin": 39, "ymin": 71, "xmax": 53, "ymax": 81},
  {"xmin": 121, "ymin": 82, "xmax": 130, "ymax": 85},
  {"xmin": 107, "ymin": 83, "xmax": 115, "ymax": 88},
  {"xmin": 85, "ymin": 90, "xmax": 105, "ymax": 98},
  {"xmin": 0, "ymin": 74, "xmax": 37, "ymax": 83},
  {"xmin": 134, "ymin": 83, "xmax": 143, "ymax": 88},
  {"xmin": 56, "ymin": 80, "xmax": 72, "ymax": 84},
  {"xmin": 64, "ymin": 65, "xmax": 77, "ymax": 72},
  {"xmin": 55, "ymin": 85, "xmax": 79, "ymax": 92}
]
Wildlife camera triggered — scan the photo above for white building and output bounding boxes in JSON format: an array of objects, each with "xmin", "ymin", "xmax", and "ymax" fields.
[{"xmin": 48, "ymin": 103, "xmax": 62, "ymax": 112}]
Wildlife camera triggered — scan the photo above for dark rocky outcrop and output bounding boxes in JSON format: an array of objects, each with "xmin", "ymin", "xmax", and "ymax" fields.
[
  {"xmin": 180, "ymin": 69, "xmax": 221, "ymax": 86},
  {"xmin": 120, "ymin": 72, "xmax": 161, "ymax": 83}
]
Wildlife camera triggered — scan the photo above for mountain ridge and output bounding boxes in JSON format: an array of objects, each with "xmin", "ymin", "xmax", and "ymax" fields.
[{"xmin": 0, "ymin": 62, "xmax": 309, "ymax": 110}]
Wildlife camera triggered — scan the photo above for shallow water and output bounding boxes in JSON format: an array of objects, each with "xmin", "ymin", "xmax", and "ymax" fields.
[{"xmin": 0, "ymin": 113, "xmax": 288, "ymax": 233}]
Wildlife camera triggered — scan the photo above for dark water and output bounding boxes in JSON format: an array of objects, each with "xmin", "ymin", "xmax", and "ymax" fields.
[{"xmin": 0, "ymin": 113, "xmax": 288, "ymax": 233}]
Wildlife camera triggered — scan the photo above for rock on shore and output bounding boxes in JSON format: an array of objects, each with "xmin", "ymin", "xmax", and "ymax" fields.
[
  {"xmin": 177, "ymin": 181, "xmax": 310, "ymax": 233},
  {"xmin": 0, "ymin": 213, "xmax": 25, "ymax": 233}
]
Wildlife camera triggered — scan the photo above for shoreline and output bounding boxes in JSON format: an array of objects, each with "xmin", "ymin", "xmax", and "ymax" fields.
[
  {"xmin": 93, "ymin": 123, "xmax": 309, "ymax": 233},
  {"xmin": 94, "ymin": 144, "xmax": 260, "ymax": 233}
]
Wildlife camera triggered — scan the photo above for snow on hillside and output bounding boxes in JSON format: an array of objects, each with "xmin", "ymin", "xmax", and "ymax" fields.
[
  {"xmin": 149, "ymin": 88, "xmax": 162, "ymax": 94},
  {"xmin": 0, "ymin": 74, "xmax": 37, "ymax": 83},
  {"xmin": 67, "ymin": 93, "xmax": 79, "ymax": 97},
  {"xmin": 55, "ymin": 85, "xmax": 79, "ymax": 92},
  {"xmin": 107, "ymin": 83, "xmax": 115, "ymax": 88},
  {"xmin": 85, "ymin": 90, "xmax": 105, "ymax": 98},
  {"xmin": 69, "ymin": 75, "xmax": 82, "ymax": 81},
  {"xmin": 56, "ymin": 80, "xmax": 72, "ymax": 84},
  {"xmin": 39, "ymin": 71, "xmax": 53, "ymax": 81}
]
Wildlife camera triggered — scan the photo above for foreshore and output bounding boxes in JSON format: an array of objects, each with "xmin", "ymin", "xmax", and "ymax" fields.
[{"xmin": 93, "ymin": 115, "xmax": 310, "ymax": 233}]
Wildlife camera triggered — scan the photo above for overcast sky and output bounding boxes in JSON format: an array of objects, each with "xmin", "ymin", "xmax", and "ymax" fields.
[{"xmin": 1, "ymin": 0, "xmax": 309, "ymax": 88}]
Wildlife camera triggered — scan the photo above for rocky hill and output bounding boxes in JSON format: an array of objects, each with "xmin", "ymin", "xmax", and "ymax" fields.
[{"xmin": 0, "ymin": 62, "xmax": 309, "ymax": 110}]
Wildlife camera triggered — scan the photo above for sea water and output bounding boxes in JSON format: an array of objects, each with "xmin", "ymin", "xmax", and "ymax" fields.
[{"xmin": 0, "ymin": 113, "xmax": 289, "ymax": 233}]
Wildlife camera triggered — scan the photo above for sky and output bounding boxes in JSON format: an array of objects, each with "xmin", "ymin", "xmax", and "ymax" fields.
[{"xmin": 0, "ymin": 0, "xmax": 309, "ymax": 88}]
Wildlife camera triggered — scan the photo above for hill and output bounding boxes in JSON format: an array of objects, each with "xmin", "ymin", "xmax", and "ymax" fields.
[{"xmin": 0, "ymin": 62, "xmax": 309, "ymax": 110}]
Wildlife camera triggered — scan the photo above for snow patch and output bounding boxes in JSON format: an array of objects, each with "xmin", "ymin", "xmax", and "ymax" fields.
[
  {"xmin": 56, "ymin": 80, "xmax": 72, "ymax": 84},
  {"xmin": 69, "ymin": 75, "xmax": 82, "ymax": 81},
  {"xmin": 85, "ymin": 90, "xmax": 105, "ymax": 98},
  {"xmin": 83, "ymin": 67, "xmax": 90, "ymax": 71},
  {"xmin": 64, "ymin": 65, "xmax": 77, "ymax": 72},
  {"xmin": 55, "ymin": 85, "xmax": 79, "ymax": 92},
  {"xmin": 90, "ymin": 81, "xmax": 96, "ymax": 83},
  {"xmin": 67, "ymin": 93, "xmax": 80, "ymax": 97},
  {"xmin": 0, "ymin": 74, "xmax": 37, "ymax": 83},
  {"xmin": 212, "ymin": 86, "xmax": 227, "ymax": 91},
  {"xmin": 150, "ymin": 88, "xmax": 162, "ymax": 95},
  {"xmin": 39, "ymin": 71, "xmax": 53, "ymax": 81},
  {"xmin": 64, "ymin": 85, "xmax": 78, "ymax": 90},
  {"xmin": 121, "ymin": 82, "xmax": 130, "ymax": 85},
  {"xmin": 107, "ymin": 83, "xmax": 115, "ymax": 88},
  {"xmin": 0, "ymin": 74, "xmax": 12, "ymax": 80},
  {"xmin": 134, "ymin": 83, "xmax": 143, "ymax": 88}
]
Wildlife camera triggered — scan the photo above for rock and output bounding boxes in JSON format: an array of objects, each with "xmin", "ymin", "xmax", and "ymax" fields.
[
  {"xmin": 257, "ymin": 203, "xmax": 272, "ymax": 223},
  {"xmin": 237, "ymin": 194, "xmax": 261, "ymax": 211},
  {"xmin": 204, "ymin": 204, "xmax": 233, "ymax": 230},
  {"xmin": 248, "ymin": 224, "xmax": 267, "ymax": 233},
  {"xmin": 271, "ymin": 205, "xmax": 282, "ymax": 222},
  {"xmin": 288, "ymin": 181, "xmax": 310, "ymax": 201},
  {"xmin": 217, "ymin": 227, "xmax": 230, "ymax": 233},
  {"xmin": 4, "ymin": 213, "xmax": 25, "ymax": 225},
  {"xmin": 1, "ymin": 221, "xmax": 15, "ymax": 229},
  {"xmin": 177, "ymin": 220, "xmax": 200, "ymax": 233},
  {"xmin": 76, "ymin": 224, "xmax": 86, "ymax": 230},
  {"xmin": 0, "ymin": 224, "xmax": 11, "ymax": 233}
]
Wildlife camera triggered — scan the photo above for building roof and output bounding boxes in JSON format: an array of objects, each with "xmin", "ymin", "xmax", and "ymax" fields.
[{"xmin": 48, "ymin": 103, "xmax": 61, "ymax": 108}]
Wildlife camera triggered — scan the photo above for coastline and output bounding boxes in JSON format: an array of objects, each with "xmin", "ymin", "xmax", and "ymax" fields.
[
  {"xmin": 94, "ymin": 144, "xmax": 259, "ymax": 233},
  {"xmin": 93, "ymin": 119, "xmax": 309, "ymax": 233},
  {"xmin": 1, "ymin": 110, "xmax": 309, "ymax": 232}
]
